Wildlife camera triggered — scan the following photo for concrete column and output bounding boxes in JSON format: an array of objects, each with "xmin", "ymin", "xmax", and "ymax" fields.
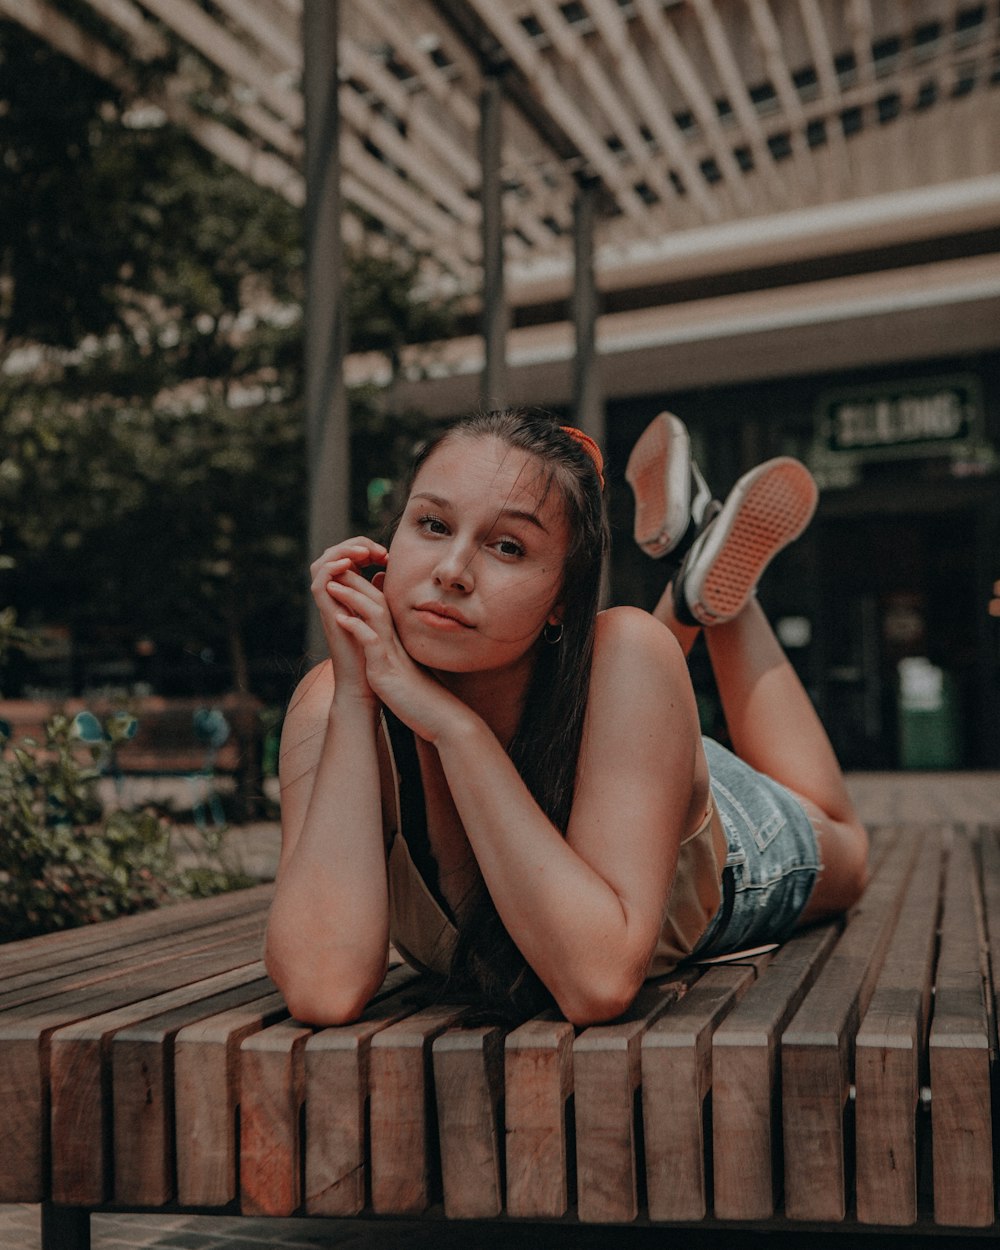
[
  {"xmin": 572, "ymin": 179, "xmax": 603, "ymax": 446},
  {"xmin": 303, "ymin": 0, "xmax": 348, "ymax": 659},
  {"xmin": 480, "ymin": 71, "xmax": 507, "ymax": 410}
]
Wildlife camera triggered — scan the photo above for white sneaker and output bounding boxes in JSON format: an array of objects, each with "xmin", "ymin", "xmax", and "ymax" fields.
[
  {"xmin": 625, "ymin": 412, "xmax": 711, "ymax": 561},
  {"xmin": 673, "ymin": 458, "xmax": 818, "ymax": 626}
]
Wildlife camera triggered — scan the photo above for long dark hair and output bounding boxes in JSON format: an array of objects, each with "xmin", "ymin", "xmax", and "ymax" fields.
[{"xmin": 396, "ymin": 409, "xmax": 610, "ymax": 1018}]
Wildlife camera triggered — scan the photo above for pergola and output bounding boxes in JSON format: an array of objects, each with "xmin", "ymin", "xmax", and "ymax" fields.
[{"xmin": 5, "ymin": 1, "xmax": 1000, "ymax": 611}]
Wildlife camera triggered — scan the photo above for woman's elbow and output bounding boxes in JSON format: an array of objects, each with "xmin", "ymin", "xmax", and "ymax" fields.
[
  {"xmin": 554, "ymin": 968, "xmax": 644, "ymax": 1028},
  {"xmin": 264, "ymin": 945, "xmax": 384, "ymax": 1027}
]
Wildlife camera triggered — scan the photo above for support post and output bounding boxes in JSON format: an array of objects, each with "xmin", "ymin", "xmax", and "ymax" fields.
[
  {"xmin": 480, "ymin": 71, "xmax": 507, "ymax": 410},
  {"xmin": 571, "ymin": 178, "xmax": 603, "ymax": 446},
  {"xmin": 303, "ymin": 0, "xmax": 348, "ymax": 659},
  {"xmin": 40, "ymin": 1204, "xmax": 90, "ymax": 1250}
]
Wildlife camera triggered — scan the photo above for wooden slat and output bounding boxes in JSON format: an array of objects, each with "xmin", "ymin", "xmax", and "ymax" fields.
[
  {"xmin": 432, "ymin": 1024, "xmax": 506, "ymax": 1218},
  {"xmin": 238, "ymin": 965, "xmax": 417, "ymax": 1220},
  {"xmin": 929, "ymin": 831, "xmax": 993, "ymax": 1228},
  {"xmin": 574, "ymin": 975, "xmax": 696, "ymax": 1223},
  {"xmin": 0, "ymin": 885, "xmax": 272, "ymax": 977},
  {"xmin": 303, "ymin": 968, "xmax": 426, "ymax": 1216},
  {"xmin": 711, "ymin": 921, "xmax": 841, "ymax": 1219},
  {"xmin": 239, "ymin": 1016, "xmax": 315, "ymax": 1216},
  {"xmin": 368, "ymin": 1003, "xmax": 467, "ymax": 1214},
  {"xmin": 643, "ymin": 958, "xmax": 767, "ymax": 1220},
  {"xmin": 782, "ymin": 829, "xmax": 921, "ymax": 1222},
  {"xmin": 854, "ymin": 833, "xmax": 942, "ymax": 1225},
  {"xmin": 978, "ymin": 826, "xmax": 1000, "ymax": 1059},
  {"xmin": 504, "ymin": 1011, "xmax": 575, "ymax": 1218},
  {"xmin": 0, "ymin": 911, "xmax": 267, "ymax": 1013},
  {"xmin": 174, "ymin": 989, "xmax": 288, "ymax": 1207},
  {"xmin": 0, "ymin": 919, "xmax": 264, "ymax": 1204},
  {"xmin": 112, "ymin": 975, "xmax": 275, "ymax": 1205},
  {"xmin": 49, "ymin": 954, "xmax": 267, "ymax": 1205}
]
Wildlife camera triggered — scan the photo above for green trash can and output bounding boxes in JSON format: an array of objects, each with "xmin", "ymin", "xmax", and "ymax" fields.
[{"xmin": 897, "ymin": 657, "xmax": 961, "ymax": 769}]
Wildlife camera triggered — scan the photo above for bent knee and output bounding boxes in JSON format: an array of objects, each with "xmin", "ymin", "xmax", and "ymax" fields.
[{"xmin": 803, "ymin": 817, "xmax": 869, "ymax": 921}]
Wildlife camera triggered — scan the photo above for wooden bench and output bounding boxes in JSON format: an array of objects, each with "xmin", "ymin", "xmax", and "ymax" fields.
[
  {"xmin": 1, "ymin": 692, "xmax": 267, "ymax": 821},
  {"xmin": 2, "ymin": 823, "xmax": 998, "ymax": 1248},
  {"xmin": 0, "ymin": 695, "xmax": 263, "ymax": 778}
]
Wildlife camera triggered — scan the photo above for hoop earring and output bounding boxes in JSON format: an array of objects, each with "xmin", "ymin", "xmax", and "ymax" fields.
[{"xmin": 543, "ymin": 621, "xmax": 563, "ymax": 645}]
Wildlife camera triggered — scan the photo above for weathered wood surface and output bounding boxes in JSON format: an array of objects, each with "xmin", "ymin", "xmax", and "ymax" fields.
[
  {"xmin": 854, "ymin": 833, "xmax": 942, "ymax": 1225},
  {"xmin": 174, "ymin": 988, "xmax": 287, "ymax": 1206},
  {"xmin": 573, "ymin": 976, "xmax": 695, "ymax": 1223},
  {"xmin": 504, "ymin": 1011, "xmax": 575, "ymax": 1218},
  {"xmin": 368, "ymin": 1003, "xmax": 467, "ymax": 1214},
  {"xmin": 0, "ymin": 891, "xmax": 270, "ymax": 1203},
  {"xmin": 303, "ymin": 966, "xmax": 423, "ymax": 1216},
  {"xmin": 2, "ymin": 825, "xmax": 999, "ymax": 1235},
  {"xmin": 928, "ymin": 831, "xmax": 993, "ymax": 1228},
  {"xmin": 711, "ymin": 921, "xmax": 841, "ymax": 1219},
  {"xmin": 433, "ymin": 1025, "xmax": 507, "ymax": 1218},
  {"xmin": 781, "ymin": 829, "xmax": 922, "ymax": 1222},
  {"xmin": 642, "ymin": 957, "xmax": 769, "ymax": 1220}
]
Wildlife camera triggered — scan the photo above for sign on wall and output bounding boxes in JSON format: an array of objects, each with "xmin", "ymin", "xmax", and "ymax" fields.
[{"xmin": 809, "ymin": 374, "xmax": 994, "ymax": 486}]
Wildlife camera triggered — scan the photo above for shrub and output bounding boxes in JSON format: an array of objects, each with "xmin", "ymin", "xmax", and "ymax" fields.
[{"xmin": 0, "ymin": 711, "xmax": 249, "ymax": 943}]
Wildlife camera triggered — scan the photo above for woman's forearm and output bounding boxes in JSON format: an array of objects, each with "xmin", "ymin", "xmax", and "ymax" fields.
[
  {"xmin": 265, "ymin": 698, "xmax": 390, "ymax": 1022},
  {"xmin": 433, "ymin": 713, "xmax": 663, "ymax": 1023}
]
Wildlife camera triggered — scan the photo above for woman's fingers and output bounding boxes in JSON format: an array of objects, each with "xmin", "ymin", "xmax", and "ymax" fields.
[
  {"xmin": 325, "ymin": 574, "xmax": 389, "ymax": 625},
  {"xmin": 310, "ymin": 537, "xmax": 387, "ymax": 580}
]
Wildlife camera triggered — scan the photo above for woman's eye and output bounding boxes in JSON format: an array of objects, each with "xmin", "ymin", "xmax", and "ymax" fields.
[
  {"xmin": 418, "ymin": 515, "xmax": 448, "ymax": 535},
  {"xmin": 496, "ymin": 538, "xmax": 526, "ymax": 558}
]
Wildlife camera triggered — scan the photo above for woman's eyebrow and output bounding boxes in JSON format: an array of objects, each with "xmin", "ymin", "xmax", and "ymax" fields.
[{"xmin": 410, "ymin": 491, "xmax": 548, "ymax": 532}]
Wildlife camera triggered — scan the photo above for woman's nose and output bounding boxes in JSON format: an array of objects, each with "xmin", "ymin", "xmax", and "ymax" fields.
[{"xmin": 433, "ymin": 545, "xmax": 475, "ymax": 591}]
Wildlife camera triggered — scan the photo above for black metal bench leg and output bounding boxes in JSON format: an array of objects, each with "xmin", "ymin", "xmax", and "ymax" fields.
[{"xmin": 40, "ymin": 1204, "xmax": 90, "ymax": 1250}]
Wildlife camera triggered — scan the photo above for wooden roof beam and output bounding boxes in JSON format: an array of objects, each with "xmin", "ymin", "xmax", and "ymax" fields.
[
  {"xmin": 630, "ymin": 0, "xmax": 754, "ymax": 213},
  {"xmin": 136, "ymin": 0, "xmax": 302, "ymax": 126},
  {"xmin": 445, "ymin": 0, "xmax": 649, "ymax": 221},
  {"xmin": 532, "ymin": 0, "xmax": 702, "ymax": 221},
  {"xmin": 688, "ymin": 0, "xmax": 790, "ymax": 204}
]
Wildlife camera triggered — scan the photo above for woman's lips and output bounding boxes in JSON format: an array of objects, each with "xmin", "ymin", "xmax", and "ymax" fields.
[{"xmin": 413, "ymin": 602, "xmax": 474, "ymax": 629}]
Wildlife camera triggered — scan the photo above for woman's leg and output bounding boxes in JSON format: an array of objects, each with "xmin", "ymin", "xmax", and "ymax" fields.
[
  {"xmin": 651, "ymin": 582, "xmax": 700, "ymax": 657},
  {"xmin": 704, "ymin": 598, "xmax": 869, "ymax": 921},
  {"xmin": 628, "ymin": 412, "xmax": 868, "ymax": 921}
]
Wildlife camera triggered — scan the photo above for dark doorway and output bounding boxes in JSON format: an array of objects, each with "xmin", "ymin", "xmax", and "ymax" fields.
[{"xmin": 817, "ymin": 510, "xmax": 978, "ymax": 770}]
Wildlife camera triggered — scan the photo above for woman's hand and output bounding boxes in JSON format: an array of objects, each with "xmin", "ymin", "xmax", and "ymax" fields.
[
  {"xmin": 324, "ymin": 567, "xmax": 469, "ymax": 743},
  {"xmin": 310, "ymin": 538, "xmax": 387, "ymax": 710}
]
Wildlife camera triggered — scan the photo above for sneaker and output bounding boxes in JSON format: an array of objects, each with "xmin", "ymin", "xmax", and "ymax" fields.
[
  {"xmin": 625, "ymin": 413, "xmax": 712, "ymax": 560},
  {"xmin": 673, "ymin": 457, "xmax": 818, "ymax": 627}
]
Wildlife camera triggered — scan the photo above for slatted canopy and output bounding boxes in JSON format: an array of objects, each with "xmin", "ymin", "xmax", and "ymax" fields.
[
  {"xmin": 6, "ymin": 0, "xmax": 999, "ymax": 309},
  {"xmin": 7, "ymin": 1, "xmax": 1000, "ymax": 646}
]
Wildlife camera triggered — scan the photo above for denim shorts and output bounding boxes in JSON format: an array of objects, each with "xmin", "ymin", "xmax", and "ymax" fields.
[{"xmin": 691, "ymin": 738, "xmax": 821, "ymax": 958}]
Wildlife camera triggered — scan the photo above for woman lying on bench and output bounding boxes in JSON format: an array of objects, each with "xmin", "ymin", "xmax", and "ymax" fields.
[{"xmin": 266, "ymin": 410, "xmax": 869, "ymax": 1026}]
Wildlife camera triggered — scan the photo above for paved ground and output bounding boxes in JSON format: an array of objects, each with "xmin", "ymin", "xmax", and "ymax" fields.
[{"xmin": 3, "ymin": 769, "xmax": 998, "ymax": 1249}]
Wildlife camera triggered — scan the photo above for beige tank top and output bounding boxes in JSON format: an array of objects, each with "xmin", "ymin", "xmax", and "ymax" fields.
[{"xmin": 381, "ymin": 716, "xmax": 726, "ymax": 980}]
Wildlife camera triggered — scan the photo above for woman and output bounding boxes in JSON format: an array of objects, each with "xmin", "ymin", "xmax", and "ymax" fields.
[{"xmin": 265, "ymin": 410, "xmax": 868, "ymax": 1026}]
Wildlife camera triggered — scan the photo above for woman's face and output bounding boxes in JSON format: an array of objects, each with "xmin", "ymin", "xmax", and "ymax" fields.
[{"xmin": 383, "ymin": 434, "xmax": 571, "ymax": 676}]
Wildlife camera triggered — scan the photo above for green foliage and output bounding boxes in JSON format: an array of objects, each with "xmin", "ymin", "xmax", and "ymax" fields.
[
  {"xmin": 0, "ymin": 17, "xmax": 457, "ymax": 701},
  {"xmin": 0, "ymin": 713, "xmax": 249, "ymax": 943}
]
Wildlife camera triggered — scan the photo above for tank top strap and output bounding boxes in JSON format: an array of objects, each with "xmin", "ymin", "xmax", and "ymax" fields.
[{"xmin": 382, "ymin": 708, "xmax": 456, "ymax": 921}]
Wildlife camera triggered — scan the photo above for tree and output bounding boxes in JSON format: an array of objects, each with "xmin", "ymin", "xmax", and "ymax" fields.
[{"xmin": 0, "ymin": 17, "xmax": 456, "ymax": 706}]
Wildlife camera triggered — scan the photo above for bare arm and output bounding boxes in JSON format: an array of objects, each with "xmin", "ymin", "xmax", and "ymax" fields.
[
  {"xmin": 323, "ymin": 564, "xmax": 704, "ymax": 1026},
  {"xmin": 432, "ymin": 608, "xmax": 702, "ymax": 1023},
  {"xmin": 264, "ymin": 539, "xmax": 393, "ymax": 1024},
  {"xmin": 263, "ymin": 664, "xmax": 391, "ymax": 1023}
]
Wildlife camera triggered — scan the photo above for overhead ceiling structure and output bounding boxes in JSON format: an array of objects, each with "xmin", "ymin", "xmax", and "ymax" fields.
[
  {"xmin": 4, "ymin": 0, "xmax": 1000, "ymax": 431},
  {"xmin": 6, "ymin": 0, "xmax": 999, "ymax": 310}
]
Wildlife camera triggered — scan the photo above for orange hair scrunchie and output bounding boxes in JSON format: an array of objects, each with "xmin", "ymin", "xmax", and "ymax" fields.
[{"xmin": 559, "ymin": 425, "xmax": 605, "ymax": 489}]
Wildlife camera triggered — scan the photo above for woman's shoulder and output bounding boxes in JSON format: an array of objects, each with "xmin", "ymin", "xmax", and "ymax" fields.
[
  {"xmin": 279, "ymin": 660, "xmax": 334, "ymax": 761},
  {"xmin": 589, "ymin": 607, "xmax": 697, "ymax": 724},
  {"xmin": 286, "ymin": 659, "xmax": 335, "ymax": 718},
  {"xmin": 594, "ymin": 606, "xmax": 686, "ymax": 669}
]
